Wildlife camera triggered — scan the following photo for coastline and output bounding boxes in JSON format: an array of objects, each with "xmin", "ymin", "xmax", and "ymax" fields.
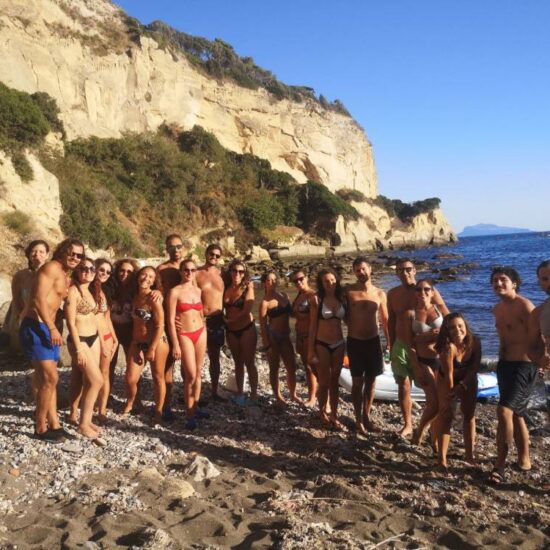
[{"xmin": 0, "ymin": 348, "xmax": 548, "ymax": 548}]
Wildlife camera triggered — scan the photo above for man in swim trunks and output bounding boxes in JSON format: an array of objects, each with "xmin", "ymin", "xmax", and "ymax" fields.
[
  {"xmin": 157, "ymin": 233, "xmax": 185, "ymax": 418},
  {"xmin": 196, "ymin": 244, "xmax": 225, "ymax": 400},
  {"xmin": 490, "ymin": 266, "xmax": 537, "ymax": 482},
  {"xmin": 345, "ymin": 257, "xmax": 389, "ymax": 434},
  {"xmin": 528, "ymin": 260, "xmax": 550, "ymax": 426},
  {"xmin": 20, "ymin": 237, "xmax": 84, "ymax": 442},
  {"xmin": 387, "ymin": 258, "xmax": 446, "ymax": 437}
]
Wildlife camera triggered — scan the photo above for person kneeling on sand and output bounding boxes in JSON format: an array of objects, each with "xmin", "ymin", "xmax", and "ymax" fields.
[
  {"xmin": 19, "ymin": 237, "xmax": 84, "ymax": 442},
  {"xmin": 65, "ymin": 258, "xmax": 105, "ymax": 442},
  {"xmin": 489, "ymin": 266, "xmax": 537, "ymax": 484},
  {"xmin": 434, "ymin": 313, "xmax": 480, "ymax": 470}
]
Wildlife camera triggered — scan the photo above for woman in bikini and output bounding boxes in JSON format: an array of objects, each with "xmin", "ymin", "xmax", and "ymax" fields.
[
  {"xmin": 109, "ymin": 259, "xmax": 139, "ymax": 393},
  {"xmin": 94, "ymin": 259, "xmax": 118, "ymax": 422},
  {"xmin": 223, "ymin": 259, "xmax": 258, "ymax": 406},
  {"xmin": 6, "ymin": 240, "xmax": 49, "ymax": 351},
  {"xmin": 308, "ymin": 268, "xmax": 346, "ymax": 429},
  {"xmin": 65, "ymin": 258, "xmax": 104, "ymax": 440},
  {"xmin": 405, "ymin": 279, "xmax": 449, "ymax": 446},
  {"xmin": 291, "ymin": 270, "xmax": 317, "ymax": 407},
  {"xmin": 259, "ymin": 271, "xmax": 300, "ymax": 404},
  {"xmin": 168, "ymin": 259, "xmax": 207, "ymax": 429},
  {"xmin": 123, "ymin": 266, "xmax": 169, "ymax": 422},
  {"xmin": 435, "ymin": 312, "xmax": 481, "ymax": 469}
]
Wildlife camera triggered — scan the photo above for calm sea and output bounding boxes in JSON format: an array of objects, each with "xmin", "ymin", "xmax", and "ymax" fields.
[{"xmin": 376, "ymin": 231, "xmax": 550, "ymax": 359}]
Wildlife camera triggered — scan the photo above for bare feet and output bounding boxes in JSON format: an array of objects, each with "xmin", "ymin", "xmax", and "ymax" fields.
[
  {"xmin": 303, "ymin": 398, "xmax": 316, "ymax": 408},
  {"xmin": 291, "ymin": 395, "xmax": 304, "ymax": 405},
  {"xmin": 355, "ymin": 422, "xmax": 368, "ymax": 435},
  {"xmin": 364, "ymin": 418, "xmax": 381, "ymax": 433},
  {"xmin": 95, "ymin": 413, "xmax": 108, "ymax": 425},
  {"xmin": 398, "ymin": 425, "xmax": 413, "ymax": 438},
  {"xmin": 329, "ymin": 416, "xmax": 345, "ymax": 431},
  {"xmin": 121, "ymin": 402, "xmax": 133, "ymax": 416},
  {"xmin": 66, "ymin": 415, "xmax": 78, "ymax": 427},
  {"xmin": 320, "ymin": 411, "xmax": 331, "ymax": 427},
  {"xmin": 516, "ymin": 459, "xmax": 532, "ymax": 471},
  {"xmin": 411, "ymin": 427, "xmax": 422, "ymax": 446},
  {"xmin": 77, "ymin": 425, "xmax": 99, "ymax": 439}
]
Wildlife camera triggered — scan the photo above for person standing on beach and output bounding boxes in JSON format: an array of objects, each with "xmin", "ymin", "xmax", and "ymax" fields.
[
  {"xmin": 19, "ymin": 238, "xmax": 84, "ymax": 442},
  {"xmin": 528, "ymin": 260, "xmax": 550, "ymax": 425},
  {"xmin": 490, "ymin": 266, "xmax": 537, "ymax": 483},
  {"xmin": 157, "ymin": 234, "xmax": 184, "ymax": 418},
  {"xmin": 387, "ymin": 258, "xmax": 446, "ymax": 436},
  {"xmin": 195, "ymin": 244, "xmax": 226, "ymax": 400},
  {"xmin": 345, "ymin": 257, "xmax": 389, "ymax": 434}
]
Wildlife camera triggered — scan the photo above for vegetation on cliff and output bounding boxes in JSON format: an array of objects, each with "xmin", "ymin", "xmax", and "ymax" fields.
[
  {"xmin": 124, "ymin": 18, "xmax": 351, "ymax": 116},
  {"xmin": 373, "ymin": 196, "xmax": 442, "ymax": 222},
  {"xmin": 0, "ymin": 82, "xmax": 63, "ymax": 181}
]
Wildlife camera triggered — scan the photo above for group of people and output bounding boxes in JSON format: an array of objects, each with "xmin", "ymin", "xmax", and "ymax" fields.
[{"xmin": 3, "ymin": 235, "xmax": 549, "ymax": 483}]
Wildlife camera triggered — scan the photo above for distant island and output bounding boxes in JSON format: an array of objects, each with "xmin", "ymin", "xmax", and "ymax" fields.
[{"xmin": 459, "ymin": 223, "xmax": 534, "ymax": 237}]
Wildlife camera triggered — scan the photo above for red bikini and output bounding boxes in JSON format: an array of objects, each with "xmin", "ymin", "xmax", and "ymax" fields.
[
  {"xmin": 177, "ymin": 301, "xmax": 205, "ymax": 344},
  {"xmin": 177, "ymin": 301, "xmax": 203, "ymax": 313}
]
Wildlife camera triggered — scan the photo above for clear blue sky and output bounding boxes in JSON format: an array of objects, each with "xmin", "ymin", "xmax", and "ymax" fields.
[{"xmin": 116, "ymin": 0, "xmax": 550, "ymax": 232}]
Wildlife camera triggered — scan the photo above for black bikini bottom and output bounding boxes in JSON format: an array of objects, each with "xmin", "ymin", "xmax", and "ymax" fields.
[
  {"xmin": 315, "ymin": 339, "xmax": 345, "ymax": 354},
  {"xmin": 68, "ymin": 333, "xmax": 99, "ymax": 347},
  {"xmin": 226, "ymin": 321, "xmax": 255, "ymax": 339}
]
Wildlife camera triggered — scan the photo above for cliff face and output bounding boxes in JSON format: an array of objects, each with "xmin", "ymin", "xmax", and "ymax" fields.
[
  {"xmin": 0, "ymin": 0, "xmax": 456, "ymax": 252},
  {"xmin": 0, "ymin": 0, "xmax": 376, "ymax": 197}
]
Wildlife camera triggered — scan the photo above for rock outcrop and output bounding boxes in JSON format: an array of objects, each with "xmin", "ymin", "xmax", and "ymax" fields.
[
  {"xmin": 0, "ymin": 0, "xmax": 376, "ymax": 197},
  {"xmin": 0, "ymin": 0, "xmax": 456, "ymax": 254}
]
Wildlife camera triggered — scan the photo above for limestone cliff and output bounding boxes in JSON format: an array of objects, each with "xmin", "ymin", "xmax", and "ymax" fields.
[
  {"xmin": 0, "ymin": 0, "xmax": 456, "ymax": 253},
  {"xmin": 0, "ymin": 0, "xmax": 376, "ymax": 197}
]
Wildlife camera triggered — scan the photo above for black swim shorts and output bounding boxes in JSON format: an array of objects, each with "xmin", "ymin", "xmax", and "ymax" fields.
[
  {"xmin": 496, "ymin": 360, "xmax": 538, "ymax": 418},
  {"xmin": 206, "ymin": 313, "xmax": 225, "ymax": 347},
  {"xmin": 347, "ymin": 335, "xmax": 384, "ymax": 378}
]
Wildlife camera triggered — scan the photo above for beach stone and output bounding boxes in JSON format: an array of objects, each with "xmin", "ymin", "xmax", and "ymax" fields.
[
  {"xmin": 163, "ymin": 477, "xmax": 195, "ymax": 500},
  {"xmin": 136, "ymin": 467, "xmax": 165, "ymax": 485},
  {"xmin": 184, "ymin": 455, "xmax": 220, "ymax": 482},
  {"xmin": 313, "ymin": 481, "xmax": 364, "ymax": 501}
]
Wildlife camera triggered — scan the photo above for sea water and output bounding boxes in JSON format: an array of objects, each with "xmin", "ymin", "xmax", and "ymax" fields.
[{"xmin": 377, "ymin": 231, "xmax": 550, "ymax": 359}]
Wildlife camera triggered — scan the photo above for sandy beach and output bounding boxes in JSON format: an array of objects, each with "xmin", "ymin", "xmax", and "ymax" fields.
[{"xmin": 0, "ymin": 346, "xmax": 548, "ymax": 549}]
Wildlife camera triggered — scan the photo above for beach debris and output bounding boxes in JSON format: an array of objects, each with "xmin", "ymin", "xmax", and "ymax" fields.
[{"xmin": 184, "ymin": 455, "xmax": 220, "ymax": 481}]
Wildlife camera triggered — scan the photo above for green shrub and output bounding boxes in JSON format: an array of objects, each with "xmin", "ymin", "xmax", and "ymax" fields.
[
  {"xmin": 336, "ymin": 188, "xmax": 367, "ymax": 202},
  {"xmin": 373, "ymin": 195, "xmax": 441, "ymax": 222},
  {"xmin": 30, "ymin": 92, "xmax": 65, "ymax": 136},
  {"xmin": 237, "ymin": 191, "xmax": 285, "ymax": 232},
  {"xmin": 11, "ymin": 151, "xmax": 33, "ymax": 181},
  {"xmin": 298, "ymin": 181, "xmax": 360, "ymax": 238},
  {"xmin": 2, "ymin": 211, "xmax": 34, "ymax": 235}
]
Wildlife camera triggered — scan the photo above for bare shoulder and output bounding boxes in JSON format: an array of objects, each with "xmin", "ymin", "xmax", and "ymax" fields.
[
  {"xmin": 41, "ymin": 260, "xmax": 63, "ymax": 277},
  {"xmin": 517, "ymin": 294, "xmax": 535, "ymax": 312},
  {"xmin": 376, "ymin": 286, "xmax": 387, "ymax": 299}
]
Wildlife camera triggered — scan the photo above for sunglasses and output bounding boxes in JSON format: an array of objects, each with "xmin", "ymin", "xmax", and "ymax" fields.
[
  {"xmin": 167, "ymin": 244, "xmax": 183, "ymax": 251},
  {"xmin": 231, "ymin": 269, "xmax": 245, "ymax": 275},
  {"xmin": 98, "ymin": 267, "xmax": 112, "ymax": 275},
  {"xmin": 415, "ymin": 287, "xmax": 432, "ymax": 293},
  {"xmin": 119, "ymin": 269, "xmax": 133, "ymax": 274},
  {"xmin": 293, "ymin": 276, "xmax": 305, "ymax": 284},
  {"xmin": 79, "ymin": 266, "xmax": 96, "ymax": 274},
  {"xmin": 209, "ymin": 252, "xmax": 221, "ymax": 258},
  {"xmin": 397, "ymin": 267, "xmax": 414, "ymax": 273},
  {"xmin": 69, "ymin": 251, "xmax": 84, "ymax": 260},
  {"xmin": 182, "ymin": 268, "xmax": 197, "ymax": 273}
]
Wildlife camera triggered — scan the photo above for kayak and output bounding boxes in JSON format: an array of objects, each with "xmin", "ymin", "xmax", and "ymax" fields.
[{"xmin": 339, "ymin": 362, "xmax": 500, "ymax": 402}]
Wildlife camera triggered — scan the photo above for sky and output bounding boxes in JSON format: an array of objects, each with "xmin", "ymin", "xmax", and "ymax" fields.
[{"xmin": 115, "ymin": 0, "xmax": 550, "ymax": 233}]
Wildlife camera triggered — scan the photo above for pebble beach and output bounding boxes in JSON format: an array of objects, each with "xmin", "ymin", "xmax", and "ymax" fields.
[{"xmin": 0, "ymin": 346, "xmax": 548, "ymax": 549}]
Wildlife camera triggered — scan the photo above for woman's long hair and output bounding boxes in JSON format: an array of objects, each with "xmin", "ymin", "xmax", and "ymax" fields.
[
  {"xmin": 316, "ymin": 268, "xmax": 344, "ymax": 303},
  {"xmin": 435, "ymin": 312, "xmax": 475, "ymax": 355},
  {"xmin": 95, "ymin": 258, "xmax": 114, "ymax": 307},
  {"xmin": 223, "ymin": 259, "xmax": 250, "ymax": 290},
  {"xmin": 71, "ymin": 258, "xmax": 101, "ymax": 306},
  {"xmin": 110, "ymin": 258, "xmax": 140, "ymax": 302}
]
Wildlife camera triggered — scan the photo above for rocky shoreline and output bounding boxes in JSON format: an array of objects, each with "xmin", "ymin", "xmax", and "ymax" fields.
[{"xmin": 0, "ymin": 346, "xmax": 548, "ymax": 549}]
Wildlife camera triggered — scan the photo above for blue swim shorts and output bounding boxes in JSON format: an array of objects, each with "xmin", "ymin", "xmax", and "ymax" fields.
[{"xmin": 19, "ymin": 317, "xmax": 60, "ymax": 362}]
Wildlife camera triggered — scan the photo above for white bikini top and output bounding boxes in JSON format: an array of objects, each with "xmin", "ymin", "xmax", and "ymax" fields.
[
  {"xmin": 412, "ymin": 306, "xmax": 443, "ymax": 335},
  {"xmin": 319, "ymin": 298, "xmax": 346, "ymax": 320}
]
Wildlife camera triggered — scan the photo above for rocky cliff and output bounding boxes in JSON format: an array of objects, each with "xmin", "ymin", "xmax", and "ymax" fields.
[{"xmin": 0, "ymin": 0, "xmax": 456, "ymax": 253}]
